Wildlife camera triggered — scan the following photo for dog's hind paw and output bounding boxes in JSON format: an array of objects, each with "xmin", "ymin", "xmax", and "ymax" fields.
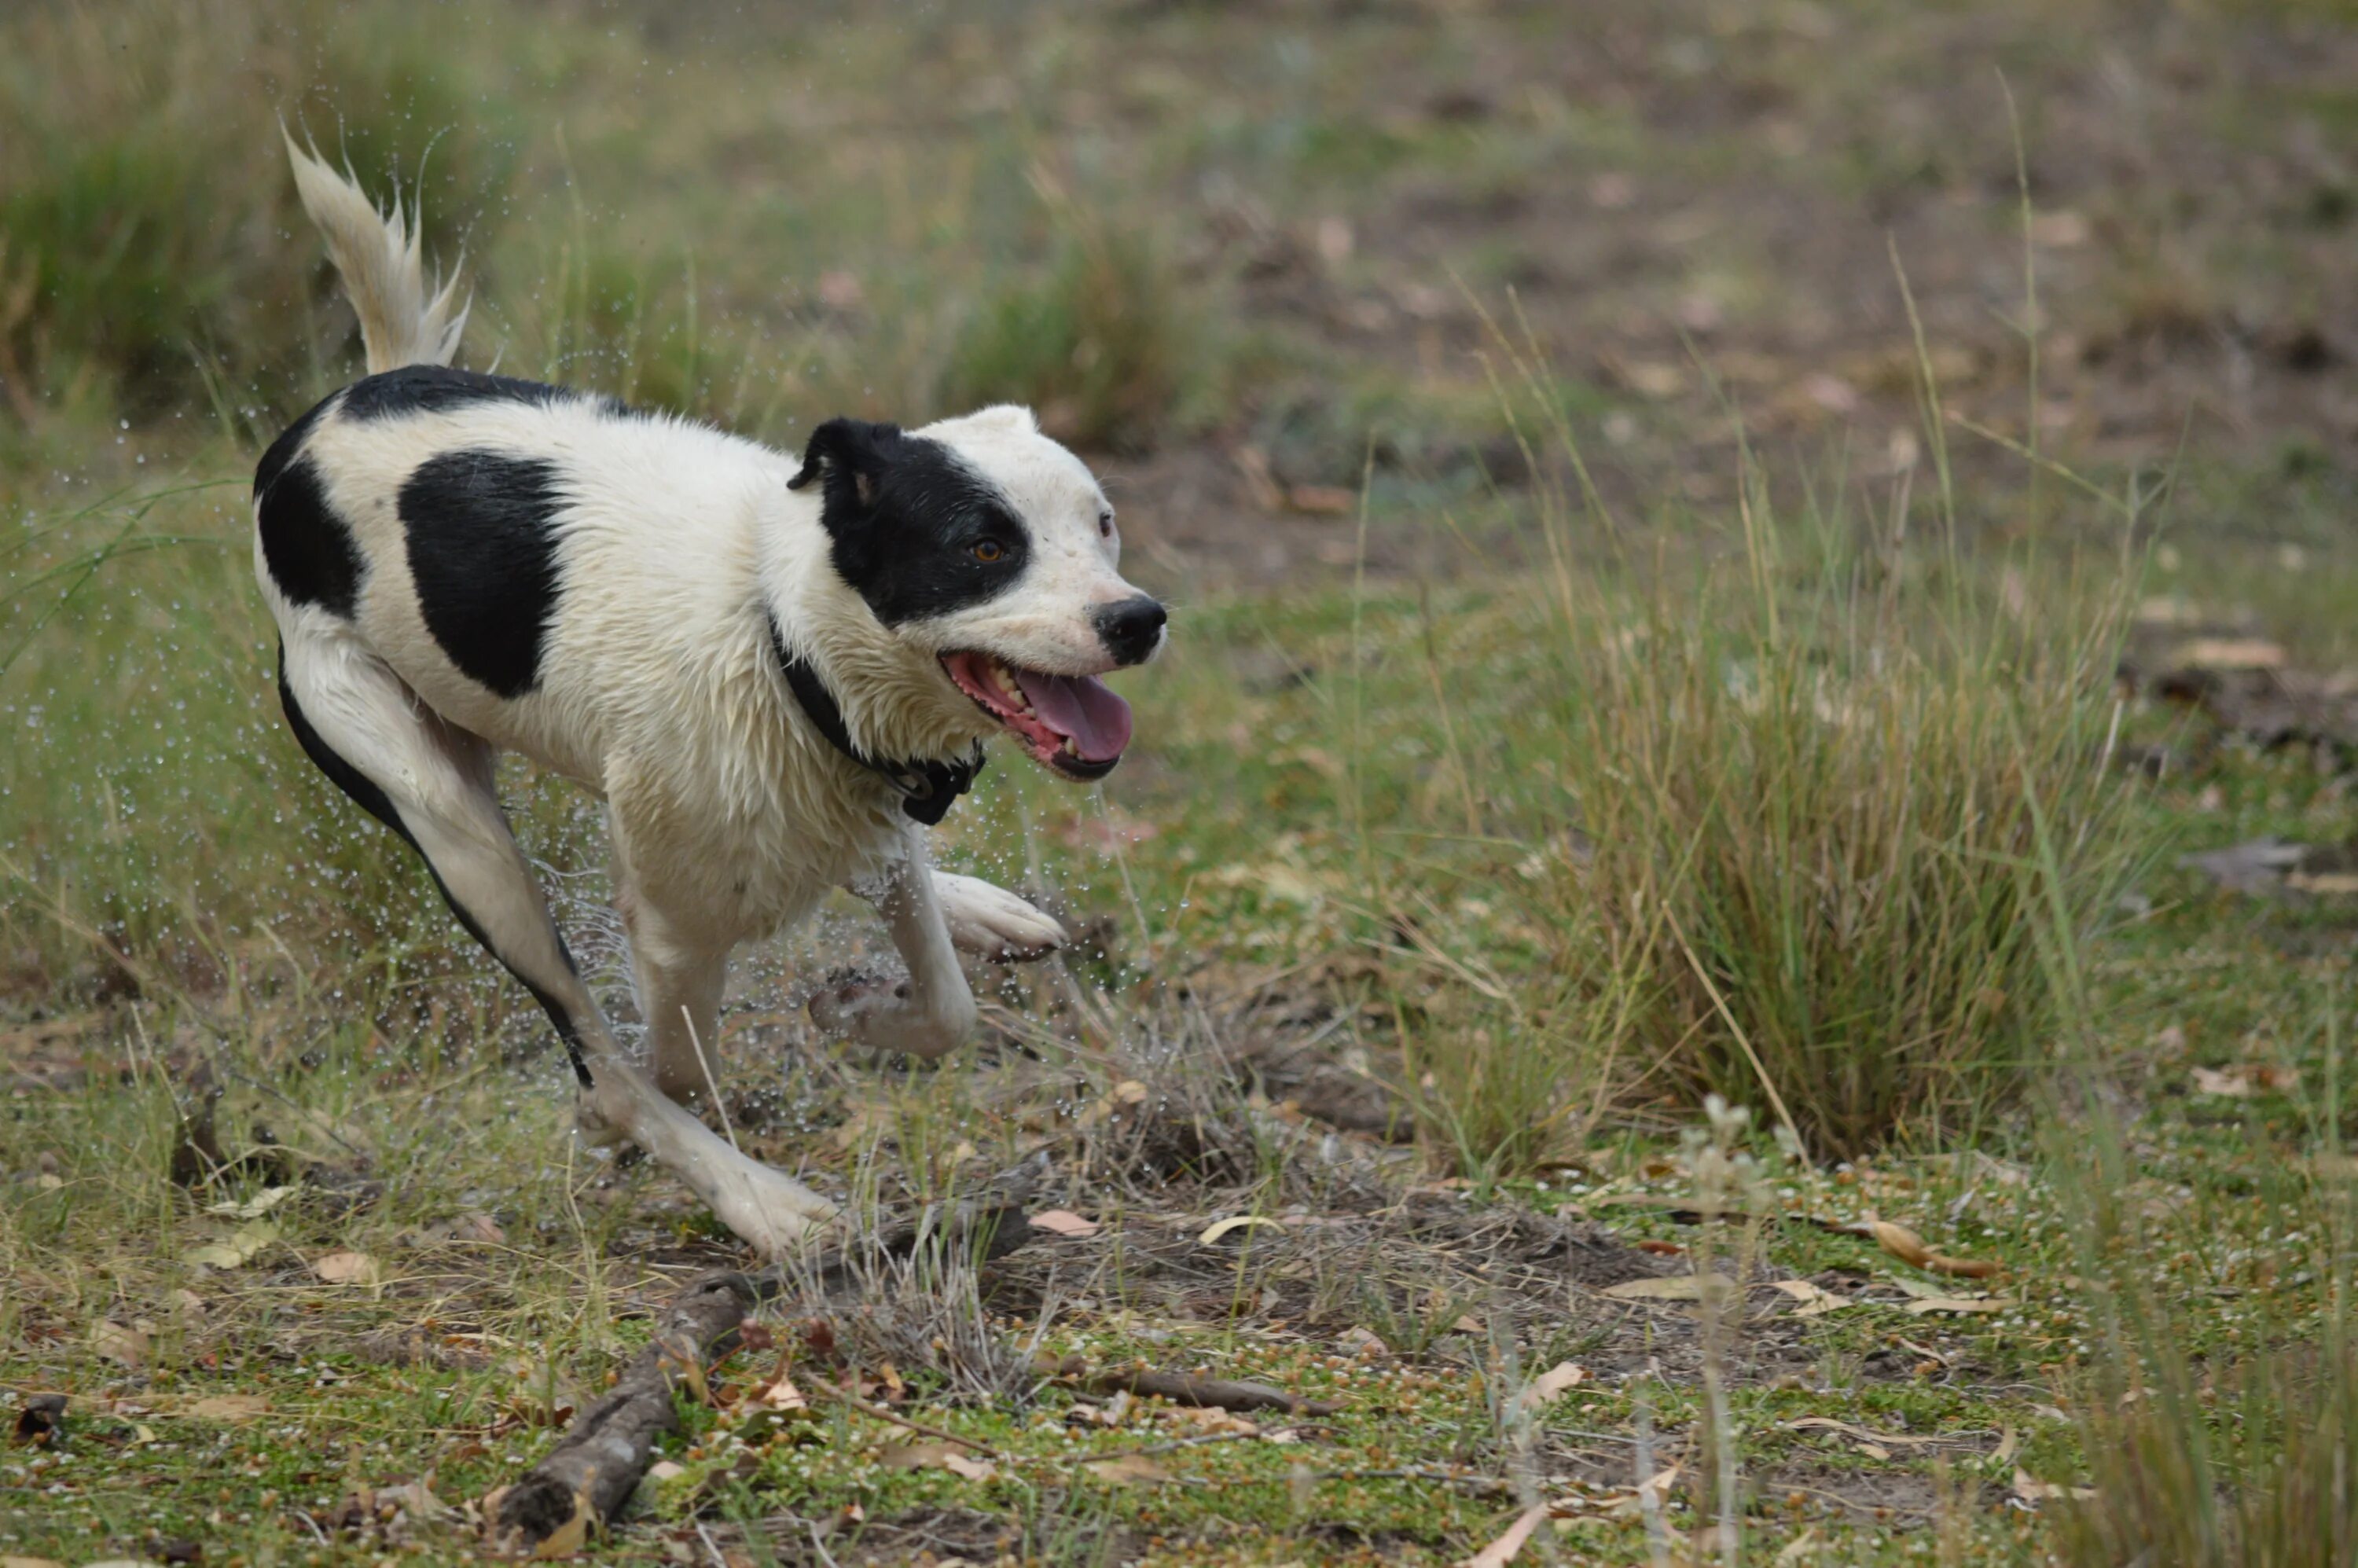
[
  {"xmin": 807, "ymin": 966, "xmax": 908, "ymax": 1036},
  {"xmin": 933, "ymin": 872, "xmax": 1067, "ymax": 963}
]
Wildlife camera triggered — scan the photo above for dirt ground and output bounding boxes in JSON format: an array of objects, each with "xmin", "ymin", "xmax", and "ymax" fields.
[{"xmin": 1085, "ymin": 0, "xmax": 2358, "ymax": 592}]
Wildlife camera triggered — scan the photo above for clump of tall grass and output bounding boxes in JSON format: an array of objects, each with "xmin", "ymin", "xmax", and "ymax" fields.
[
  {"xmin": 941, "ymin": 170, "xmax": 1218, "ymax": 453},
  {"xmin": 1378, "ymin": 331, "xmax": 2153, "ymax": 1169}
]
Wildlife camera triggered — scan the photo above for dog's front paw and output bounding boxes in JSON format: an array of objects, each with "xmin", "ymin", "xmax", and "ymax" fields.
[{"xmin": 934, "ymin": 872, "xmax": 1067, "ymax": 963}]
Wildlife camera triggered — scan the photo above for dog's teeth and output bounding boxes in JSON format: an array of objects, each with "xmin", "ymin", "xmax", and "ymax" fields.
[{"xmin": 1061, "ymin": 736, "xmax": 1078, "ymax": 756}]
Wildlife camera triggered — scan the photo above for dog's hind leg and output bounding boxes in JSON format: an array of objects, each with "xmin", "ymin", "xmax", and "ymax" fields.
[
  {"xmin": 610, "ymin": 868, "xmax": 734, "ymax": 1108},
  {"xmin": 276, "ymin": 632, "xmax": 836, "ymax": 1257}
]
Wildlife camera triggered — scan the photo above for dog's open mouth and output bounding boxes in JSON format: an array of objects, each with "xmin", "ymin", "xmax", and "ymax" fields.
[{"xmin": 941, "ymin": 650, "xmax": 1133, "ymax": 780}]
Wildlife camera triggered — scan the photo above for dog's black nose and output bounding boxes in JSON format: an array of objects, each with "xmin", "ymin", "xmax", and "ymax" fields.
[{"xmin": 1093, "ymin": 597, "xmax": 1167, "ymax": 667}]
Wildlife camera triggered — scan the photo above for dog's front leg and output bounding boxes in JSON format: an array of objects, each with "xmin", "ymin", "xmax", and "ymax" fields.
[{"xmin": 809, "ymin": 841, "xmax": 979, "ymax": 1059}]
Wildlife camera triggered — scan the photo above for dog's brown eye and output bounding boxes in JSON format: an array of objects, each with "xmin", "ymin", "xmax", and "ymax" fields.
[
  {"xmin": 972, "ymin": 540, "xmax": 1005, "ymax": 564},
  {"xmin": 1098, "ymin": 510, "xmax": 1115, "ymax": 538}
]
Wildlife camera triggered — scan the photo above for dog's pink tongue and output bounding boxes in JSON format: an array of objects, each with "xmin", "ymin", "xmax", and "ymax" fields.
[{"xmin": 1013, "ymin": 670, "xmax": 1133, "ymax": 762}]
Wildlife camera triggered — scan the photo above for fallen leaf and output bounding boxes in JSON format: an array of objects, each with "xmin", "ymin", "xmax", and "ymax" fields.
[
  {"xmin": 1869, "ymin": 1221, "xmax": 1933, "ymax": 1269},
  {"xmin": 1084, "ymin": 1452, "xmax": 1174, "ymax": 1485},
  {"xmin": 1770, "ymin": 1280, "xmax": 1853, "ymax": 1317},
  {"xmin": 1030, "ymin": 1210, "xmax": 1100, "ymax": 1238},
  {"xmin": 2012, "ymin": 1467, "xmax": 2095, "ymax": 1504},
  {"xmin": 2180, "ymin": 838, "xmax": 2307, "ymax": 897},
  {"xmin": 1171, "ymin": 1406, "xmax": 1258, "ymax": 1434},
  {"xmin": 187, "ymin": 1395, "xmax": 270, "ymax": 1422},
  {"xmin": 182, "ymin": 1218, "xmax": 281, "ymax": 1270},
  {"xmin": 376, "ymin": 1478, "xmax": 452, "ymax": 1522},
  {"xmin": 1787, "ymin": 1416, "xmax": 1945, "ymax": 1448},
  {"xmin": 1600, "ymin": 1273, "xmax": 1737, "ymax": 1302},
  {"xmin": 1460, "ymin": 1502, "xmax": 1546, "ymax": 1568},
  {"xmin": 2173, "ymin": 637, "xmax": 2286, "ymax": 670},
  {"xmin": 91, "ymin": 1320, "xmax": 149, "ymax": 1368},
  {"xmin": 1904, "ymin": 1295, "xmax": 2013, "ymax": 1316},
  {"xmin": 769, "ymin": 1368, "xmax": 825, "ymax": 1415},
  {"xmin": 1593, "ymin": 1462, "xmax": 1683, "ymax": 1518},
  {"xmin": 2194, "ymin": 1066, "xmax": 2254, "ymax": 1098},
  {"xmin": 1926, "ymin": 1252, "xmax": 2003, "ymax": 1280},
  {"xmin": 1857, "ymin": 1441, "xmax": 1892, "ymax": 1460},
  {"xmin": 206, "ymin": 1184, "xmax": 298, "ymax": 1221},
  {"xmin": 1773, "ymin": 1526, "xmax": 1820, "ymax": 1563},
  {"xmin": 883, "ymin": 1441, "xmax": 964, "ymax": 1469},
  {"xmin": 942, "ymin": 1451, "xmax": 997, "ymax": 1482},
  {"xmin": 312, "ymin": 1250, "xmax": 380, "ymax": 1287},
  {"xmin": 1515, "ymin": 1361, "xmax": 1589, "ymax": 1413},
  {"xmin": 1993, "ymin": 1427, "xmax": 2020, "ymax": 1466},
  {"xmin": 1199, "ymin": 1215, "xmax": 1281, "ymax": 1245},
  {"xmin": 1338, "ymin": 1326, "xmax": 1389, "ymax": 1357},
  {"xmin": 2, "ymin": 1557, "xmax": 69, "ymax": 1568},
  {"xmin": 648, "ymin": 1460, "xmax": 685, "ymax": 1482}
]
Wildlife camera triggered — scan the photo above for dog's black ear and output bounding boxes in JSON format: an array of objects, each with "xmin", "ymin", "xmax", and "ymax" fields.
[{"xmin": 789, "ymin": 417, "xmax": 902, "ymax": 510}]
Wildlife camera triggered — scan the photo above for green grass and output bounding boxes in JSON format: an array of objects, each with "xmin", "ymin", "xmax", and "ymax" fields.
[{"xmin": 10, "ymin": 0, "xmax": 2358, "ymax": 1562}]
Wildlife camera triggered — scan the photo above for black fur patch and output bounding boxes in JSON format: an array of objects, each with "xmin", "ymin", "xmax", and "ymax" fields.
[
  {"xmin": 398, "ymin": 450, "xmax": 568, "ymax": 698},
  {"xmin": 789, "ymin": 417, "xmax": 1030, "ymax": 626},
  {"xmin": 255, "ymin": 435, "xmax": 365, "ymax": 617},
  {"xmin": 338, "ymin": 364, "xmax": 615, "ymax": 423},
  {"xmin": 277, "ymin": 644, "xmax": 593, "ymax": 1088},
  {"xmin": 254, "ymin": 391, "xmax": 332, "ymax": 500}
]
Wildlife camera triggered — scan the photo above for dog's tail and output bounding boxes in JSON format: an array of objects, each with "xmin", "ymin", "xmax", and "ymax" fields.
[{"xmin": 284, "ymin": 130, "xmax": 468, "ymax": 376}]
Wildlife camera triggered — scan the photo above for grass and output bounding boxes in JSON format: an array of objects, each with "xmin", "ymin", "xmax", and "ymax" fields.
[{"xmin": 9, "ymin": 0, "xmax": 2358, "ymax": 1562}]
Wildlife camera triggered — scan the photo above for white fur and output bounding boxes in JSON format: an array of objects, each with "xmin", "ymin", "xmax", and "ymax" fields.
[
  {"xmin": 256, "ymin": 152, "xmax": 1166, "ymax": 1258},
  {"xmin": 284, "ymin": 134, "xmax": 468, "ymax": 376}
]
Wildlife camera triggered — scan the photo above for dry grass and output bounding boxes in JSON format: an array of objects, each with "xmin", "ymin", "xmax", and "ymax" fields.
[{"xmin": 1362, "ymin": 313, "xmax": 2156, "ymax": 1171}]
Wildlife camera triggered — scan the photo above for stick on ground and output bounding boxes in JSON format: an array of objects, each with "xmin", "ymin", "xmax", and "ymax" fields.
[
  {"xmin": 1086, "ymin": 1365, "xmax": 1342, "ymax": 1417},
  {"xmin": 489, "ymin": 1203, "xmax": 1032, "ymax": 1551},
  {"xmin": 490, "ymin": 1270, "xmax": 765, "ymax": 1547}
]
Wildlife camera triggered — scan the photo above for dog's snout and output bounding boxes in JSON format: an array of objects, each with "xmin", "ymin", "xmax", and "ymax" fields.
[{"xmin": 1093, "ymin": 597, "xmax": 1167, "ymax": 666}]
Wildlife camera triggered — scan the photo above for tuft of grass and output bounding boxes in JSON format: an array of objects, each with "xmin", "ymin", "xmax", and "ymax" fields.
[
  {"xmin": 1356, "ymin": 342, "xmax": 2158, "ymax": 1170},
  {"xmin": 941, "ymin": 169, "xmax": 1219, "ymax": 453}
]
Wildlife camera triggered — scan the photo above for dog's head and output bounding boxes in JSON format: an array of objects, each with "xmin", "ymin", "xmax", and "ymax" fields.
[{"xmin": 788, "ymin": 406, "xmax": 1164, "ymax": 780}]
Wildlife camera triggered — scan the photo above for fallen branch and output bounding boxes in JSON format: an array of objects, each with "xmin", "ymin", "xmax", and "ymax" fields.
[
  {"xmin": 490, "ymin": 1203, "xmax": 1032, "ymax": 1552},
  {"xmin": 490, "ymin": 1269, "xmax": 765, "ymax": 1549},
  {"xmin": 1085, "ymin": 1364, "xmax": 1342, "ymax": 1417}
]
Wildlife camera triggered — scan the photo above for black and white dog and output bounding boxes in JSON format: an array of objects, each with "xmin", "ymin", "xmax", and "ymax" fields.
[{"xmin": 255, "ymin": 141, "xmax": 1166, "ymax": 1256}]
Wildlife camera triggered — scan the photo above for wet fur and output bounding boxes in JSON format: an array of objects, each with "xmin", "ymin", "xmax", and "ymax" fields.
[{"xmin": 255, "ymin": 139, "xmax": 1163, "ymax": 1256}]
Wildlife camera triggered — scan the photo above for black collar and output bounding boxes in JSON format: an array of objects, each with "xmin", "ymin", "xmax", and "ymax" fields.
[{"xmin": 766, "ymin": 615, "xmax": 982, "ymax": 826}]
